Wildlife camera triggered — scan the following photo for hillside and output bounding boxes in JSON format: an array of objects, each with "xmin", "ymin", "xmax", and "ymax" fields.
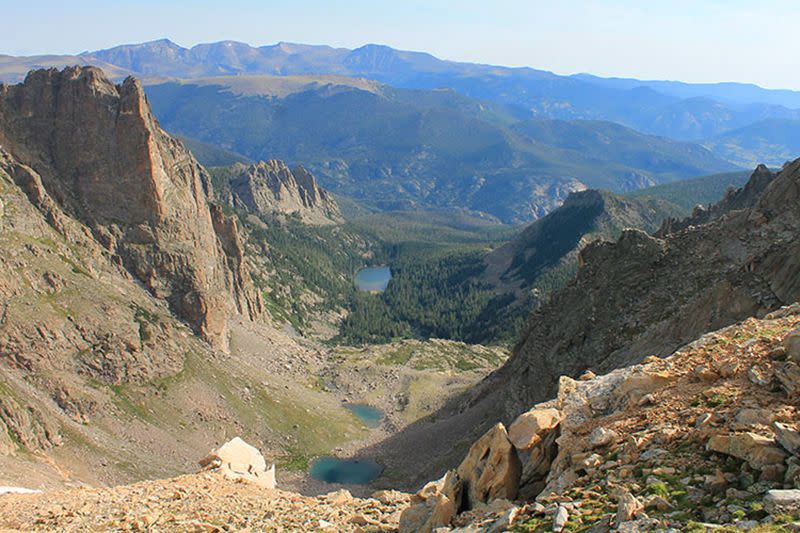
[
  {"xmin": 144, "ymin": 76, "xmax": 735, "ymax": 222},
  {"xmin": 512, "ymin": 119, "xmax": 736, "ymax": 181},
  {"xmin": 0, "ymin": 60, "xmax": 798, "ymax": 533},
  {"xmin": 361, "ymin": 158, "xmax": 800, "ymax": 491},
  {"xmin": 178, "ymin": 136, "xmax": 250, "ymax": 167},
  {"xmin": 626, "ymin": 170, "xmax": 752, "ymax": 211},
  {"xmin": 491, "ymin": 158, "xmax": 799, "ymax": 417},
  {"xmin": 487, "ymin": 189, "xmax": 682, "ymax": 290},
  {"xmin": 704, "ymin": 118, "xmax": 800, "ymax": 168}
]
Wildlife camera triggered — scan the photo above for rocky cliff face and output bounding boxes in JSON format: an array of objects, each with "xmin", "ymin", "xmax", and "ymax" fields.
[
  {"xmin": 486, "ymin": 189, "xmax": 682, "ymax": 291},
  {"xmin": 228, "ymin": 160, "xmax": 342, "ymax": 225},
  {"xmin": 490, "ymin": 160, "xmax": 800, "ymax": 415},
  {"xmin": 0, "ymin": 67, "xmax": 262, "ymax": 350},
  {"xmin": 655, "ymin": 163, "xmax": 777, "ymax": 237}
]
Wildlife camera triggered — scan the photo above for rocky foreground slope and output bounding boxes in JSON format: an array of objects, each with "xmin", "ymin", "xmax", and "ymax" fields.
[{"xmin": 1, "ymin": 305, "xmax": 798, "ymax": 531}]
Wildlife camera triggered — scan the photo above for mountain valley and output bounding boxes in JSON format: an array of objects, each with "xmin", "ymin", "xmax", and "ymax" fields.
[{"xmin": 0, "ymin": 24, "xmax": 799, "ymax": 532}]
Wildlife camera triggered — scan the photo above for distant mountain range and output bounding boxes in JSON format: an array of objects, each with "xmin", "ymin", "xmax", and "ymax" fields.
[
  {"xmin": 2, "ymin": 39, "xmax": 798, "ymax": 220},
  {"xmin": 143, "ymin": 75, "xmax": 736, "ymax": 222},
  {"xmin": 3, "ymin": 39, "xmax": 798, "ymax": 141}
]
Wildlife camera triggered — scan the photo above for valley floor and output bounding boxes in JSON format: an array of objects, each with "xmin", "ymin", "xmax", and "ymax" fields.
[{"xmin": 0, "ymin": 314, "xmax": 507, "ymax": 498}]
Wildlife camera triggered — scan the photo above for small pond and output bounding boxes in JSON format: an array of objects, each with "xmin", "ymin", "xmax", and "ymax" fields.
[
  {"xmin": 345, "ymin": 403, "xmax": 384, "ymax": 428},
  {"xmin": 354, "ymin": 266, "xmax": 392, "ymax": 292},
  {"xmin": 309, "ymin": 457, "xmax": 383, "ymax": 484}
]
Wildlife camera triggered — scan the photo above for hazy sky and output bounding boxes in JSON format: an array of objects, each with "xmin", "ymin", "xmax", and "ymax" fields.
[{"xmin": 2, "ymin": 0, "xmax": 799, "ymax": 89}]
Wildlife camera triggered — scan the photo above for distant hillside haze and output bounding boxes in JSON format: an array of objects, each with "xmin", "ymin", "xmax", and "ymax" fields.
[
  {"xmin": 144, "ymin": 77, "xmax": 736, "ymax": 222},
  {"xmin": 703, "ymin": 118, "xmax": 800, "ymax": 168}
]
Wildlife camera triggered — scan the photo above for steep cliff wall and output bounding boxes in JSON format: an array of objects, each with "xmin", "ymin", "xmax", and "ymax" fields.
[{"xmin": 0, "ymin": 67, "xmax": 262, "ymax": 349}]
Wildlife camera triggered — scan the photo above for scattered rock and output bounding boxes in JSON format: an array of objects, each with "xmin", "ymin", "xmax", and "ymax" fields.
[
  {"xmin": 321, "ymin": 489, "xmax": 353, "ymax": 505},
  {"xmin": 371, "ymin": 489, "xmax": 411, "ymax": 505},
  {"xmin": 734, "ymin": 408, "xmax": 773, "ymax": 426},
  {"xmin": 748, "ymin": 365, "xmax": 773, "ymax": 387},
  {"xmin": 399, "ymin": 472, "xmax": 459, "ymax": 533},
  {"xmin": 694, "ymin": 365, "xmax": 720, "ymax": 382},
  {"xmin": 696, "ymin": 413, "xmax": 713, "ymax": 428},
  {"xmin": 552, "ymin": 505, "xmax": 569, "ymax": 532},
  {"xmin": 615, "ymin": 490, "xmax": 644, "ymax": 527},
  {"xmin": 786, "ymin": 328, "xmax": 800, "ymax": 362},
  {"xmin": 704, "ymin": 469, "xmax": 730, "ymax": 494},
  {"xmin": 589, "ymin": 427, "xmax": 619, "ymax": 448},
  {"xmin": 637, "ymin": 393, "xmax": 655, "ymax": 406},
  {"xmin": 486, "ymin": 505, "xmax": 521, "ymax": 533},
  {"xmin": 613, "ymin": 371, "xmax": 673, "ymax": 407},
  {"xmin": 716, "ymin": 360, "xmax": 740, "ymax": 378},
  {"xmin": 776, "ymin": 361, "xmax": 800, "ymax": 395}
]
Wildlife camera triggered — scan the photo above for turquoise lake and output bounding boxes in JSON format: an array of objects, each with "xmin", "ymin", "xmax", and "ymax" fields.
[
  {"xmin": 345, "ymin": 403, "xmax": 384, "ymax": 428},
  {"xmin": 354, "ymin": 266, "xmax": 392, "ymax": 292},
  {"xmin": 309, "ymin": 457, "xmax": 383, "ymax": 484}
]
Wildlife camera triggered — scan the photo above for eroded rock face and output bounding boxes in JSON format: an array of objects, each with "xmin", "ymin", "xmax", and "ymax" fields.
[
  {"xmin": 229, "ymin": 160, "xmax": 342, "ymax": 225},
  {"xmin": 456, "ymin": 423, "xmax": 522, "ymax": 508},
  {"xmin": 0, "ymin": 67, "xmax": 262, "ymax": 349}
]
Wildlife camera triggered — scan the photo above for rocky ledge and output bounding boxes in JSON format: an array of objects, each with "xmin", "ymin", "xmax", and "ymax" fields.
[{"xmin": 399, "ymin": 303, "xmax": 800, "ymax": 531}]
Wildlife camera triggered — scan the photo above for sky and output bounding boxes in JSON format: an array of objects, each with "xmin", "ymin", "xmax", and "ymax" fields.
[{"xmin": 2, "ymin": 0, "xmax": 799, "ymax": 89}]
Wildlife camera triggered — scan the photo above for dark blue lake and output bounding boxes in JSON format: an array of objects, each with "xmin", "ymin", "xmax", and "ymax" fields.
[
  {"xmin": 345, "ymin": 403, "xmax": 384, "ymax": 428},
  {"xmin": 354, "ymin": 266, "xmax": 392, "ymax": 292},
  {"xmin": 309, "ymin": 457, "xmax": 383, "ymax": 484}
]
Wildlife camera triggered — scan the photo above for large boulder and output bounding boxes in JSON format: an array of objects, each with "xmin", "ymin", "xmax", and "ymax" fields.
[
  {"xmin": 399, "ymin": 471, "xmax": 459, "ymax": 533},
  {"xmin": 457, "ymin": 423, "xmax": 522, "ymax": 508},
  {"xmin": 785, "ymin": 327, "xmax": 800, "ymax": 363},
  {"xmin": 707, "ymin": 432, "xmax": 788, "ymax": 470},
  {"xmin": 507, "ymin": 407, "xmax": 561, "ymax": 500},
  {"xmin": 507, "ymin": 407, "xmax": 560, "ymax": 451},
  {"xmin": 199, "ymin": 437, "xmax": 276, "ymax": 489},
  {"xmin": 774, "ymin": 422, "xmax": 800, "ymax": 456},
  {"xmin": 764, "ymin": 489, "xmax": 800, "ymax": 515}
]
